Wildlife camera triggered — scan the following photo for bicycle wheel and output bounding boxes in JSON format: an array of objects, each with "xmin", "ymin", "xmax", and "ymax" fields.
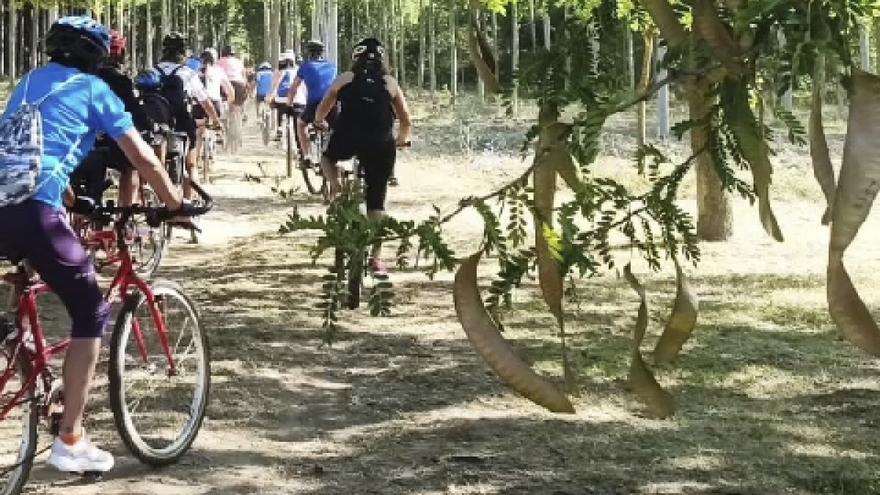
[
  {"xmin": 301, "ymin": 164, "xmax": 323, "ymax": 195},
  {"xmin": 346, "ymin": 250, "xmax": 364, "ymax": 310},
  {"xmin": 0, "ymin": 347, "xmax": 38, "ymax": 495},
  {"xmin": 261, "ymin": 112, "xmax": 270, "ymax": 146},
  {"xmin": 133, "ymin": 188, "xmax": 168, "ymax": 278},
  {"xmin": 109, "ymin": 280, "xmax": 210, "ymax": 466}
]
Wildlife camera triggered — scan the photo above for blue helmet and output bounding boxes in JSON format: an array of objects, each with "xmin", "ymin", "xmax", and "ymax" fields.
[
  {"xmin": 46, "ymin": 16, "xmax": 111, "ymax": 63},
  {"xmin": 134, "ymin": 68, "xmax": 162, "ymax": 91}
]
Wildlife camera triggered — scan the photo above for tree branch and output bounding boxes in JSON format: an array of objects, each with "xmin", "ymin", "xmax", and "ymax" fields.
[{"xmin": 641, "ymin": 0, "xmax": 688, "ymax": 48}]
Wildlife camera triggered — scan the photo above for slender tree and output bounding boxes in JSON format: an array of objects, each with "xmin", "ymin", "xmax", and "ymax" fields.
[
  {"xmin": 511, "ymin": 0, "xmax": 519, "ymax": 116},
  {"xmin": 450, "ymin": 0, "xmax": 458, "ymax": 101}
]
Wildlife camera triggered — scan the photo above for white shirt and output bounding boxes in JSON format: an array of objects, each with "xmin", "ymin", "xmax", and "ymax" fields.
[
  {"xmin": 155, "ymin": 61, "xmax": 208, "ymax": 102},
  {"xmin": 203, "ymin": 65, "xmax": 229, "ymax": 102}
]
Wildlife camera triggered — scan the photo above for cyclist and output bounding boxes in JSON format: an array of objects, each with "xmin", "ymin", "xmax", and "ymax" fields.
[
  {"xmin": 254, "ymin": 61, "xmax": 273, "ymax": 121},
  {"xmin": 314, "ymin": 38, "xmax": 412, "ymax": 273},
  {"xmin": 217, "ymin": 44, "xmax": 247, "ymax": 106},
  {"xmin": 184, "ymin": 52, "xmax": 202, "ymax": 72},
  {"xmin": 289, "ymin": 40, "xmax": 337, "ymax": 167},
  {"xmin": 217, "ymin": 45, "xmax": 246, "ymax": 152},
  {"xmin": 0, "ymin": 16, "xmax": 195, "ymax": 473},
  {"xmin": 70, "ymin": 30, "xmax": 149, "ymax": 207},
  {"xmin": 269, "ymin": 51, "xmax": 306, "ymax": 143},
  {"xmin": 154, "ymin": 33, "xmax": 221, "ymax": 228},
  {"xmin": 194, "ymin": 48, "xmax": 234, "ymax": 180}
]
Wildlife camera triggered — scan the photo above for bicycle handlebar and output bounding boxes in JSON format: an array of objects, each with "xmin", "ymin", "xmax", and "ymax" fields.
[{"xmin": 88, "ymin": 181, "xmax": 214, "ymax": 224}]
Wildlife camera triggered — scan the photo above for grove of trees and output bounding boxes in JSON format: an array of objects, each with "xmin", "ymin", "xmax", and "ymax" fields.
[{"xmin": 4, "ymin": 0, "xmax": 880, "ymax": 417}]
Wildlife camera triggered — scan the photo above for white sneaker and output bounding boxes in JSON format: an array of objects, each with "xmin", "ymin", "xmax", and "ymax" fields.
[{"xmin": 47, "ymin": 435, "xmax": 114, "ymax": 473}]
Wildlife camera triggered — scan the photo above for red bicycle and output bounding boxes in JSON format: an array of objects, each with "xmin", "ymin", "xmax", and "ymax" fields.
[{"xmin": 0, "ymin": 185, "xmax": 212, "ymax": 494}]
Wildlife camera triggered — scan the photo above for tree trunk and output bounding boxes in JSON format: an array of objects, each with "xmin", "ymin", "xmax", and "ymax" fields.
[
  {"xmin": 30, "ymin": 4, "xmax": 38, "ymax": 70},
  {"xmin": 656, "ymin": 40, "xmax": 670, "ymax": 140},
  {"xmin": 397, "ymin": 0, "xmax": 405, "ymax": 88},
  {"xmin": 860, "ymin": 25, "xmax": 870, "ymax": 71},
  {"xmin": 777, "ymin": 29, "xmax": 792, "ymax": 111},
  {"xmin": 1, "ymin": 0, "xmax": 5, "ymax": 79},
  {"xmin": 270, "ymin": 0, "xmax": 281, "ymax": 66},
  {"xmin": 625, "ymin": 27, "xmax": 634, "ymax": 90},
  {"xmin": 146, "ymin": 0, "xmax": 153, "ymax": 65},
  {"xmin": 327, "ymin": 0, "xmax": 338, "ymax": 68},
  {"xmin": 9, "ymin": 0, "xmax": 17, "ymax": 81},
  {"xmin": 130, "ymin": 3, "xmax": 137, "ymax": 69},
  {"xmin": 542, "ymin": 9, "xmax": 550, "ymax": 49},
  {"xmin": 450, "ymin": 0, "xmax": 457, "ymax": 101},
  {"xmin": 491, "ymin": 10, "xmax": 498, "ymax": 65},
  {"xmin": 637, "ymin": 30, "xmax": 654, "ymax": 149},
  {"xmin": 690, "ymin": 79, "xmax": 733, "ymax": 241},
  {"xmin": 293, "ymin": 0, "xmax": 300, "ymax": 55},
  {"xmin": 511, "ymin": 1, "xmax": 519, "ymax": 116},
  {"xmin": 429, "ymin": 0, "xmax": 437, "ymax": 99},
  {"xmin": 528, "ymin": 0, "xmax": 536, "ymax": 50},
  {"xmin": 264, "ymin": 1, "xmax": 271, "ymax": 62},
  {"xmin": 193, "ymin": 4, "xmax": 200, "ymax": 53},
  {"xmin": 418, "ymin": 0, "xmax": 425, "ymax": 88},
  {"xmin": 160, "ymin": 0, "xmax": 168, "ymax": 40}
]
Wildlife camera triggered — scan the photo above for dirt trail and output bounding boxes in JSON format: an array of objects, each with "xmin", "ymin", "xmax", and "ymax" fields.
[{"xmin": 24, "ymin": 109, "xmax": 880, "ymax": 494}]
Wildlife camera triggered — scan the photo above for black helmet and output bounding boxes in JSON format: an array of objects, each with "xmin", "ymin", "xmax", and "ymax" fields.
[
  {"xmin": 352, "ymin": 38, "xmax": 384, "ymax": 61},
  {"xmin": 222, "ymin": 45, "xmax": 235, "ymax": 57},
  {"xmin": 200, "ymin": 49, "xmax": 215, "ymax": 65},
  {"xmin": 46, "ymin": 16, "xmax": 111, "ymax": 69},
  {"xmin": 162, "ymin": 32, "xmax": 187, "ymax": 56},
  {"xmin": 304, "ymin": 40, "xmax": 325, "ymax": 59}
]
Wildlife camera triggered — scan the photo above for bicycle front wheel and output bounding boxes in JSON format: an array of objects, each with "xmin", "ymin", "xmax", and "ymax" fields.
[
  {"xmin": 0, "ymin": 348, "xmax": 38, "ymax": 495},
  {"xmin": 133, "ymin": 188, "xmax": 168, "ymax": 278},
  {"xmin": 109, "ymin": 280, "xmax": 210, "ymax": 466}
]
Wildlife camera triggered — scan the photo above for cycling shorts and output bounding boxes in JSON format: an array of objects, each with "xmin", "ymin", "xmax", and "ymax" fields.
[
  {"xmin": 324, "ymin": 129, "xmax": 396, "ymax": 211},
  {"xmin": 231, "ymin": 81, "xmax": 248, "ymax": 106},
  {"xmin": 300, "ymin": 102, "xmax": 337, "ymax": 126},
  {"xmin": 0, "ymin": 201, "xmax": 110, "ymax": 338}
]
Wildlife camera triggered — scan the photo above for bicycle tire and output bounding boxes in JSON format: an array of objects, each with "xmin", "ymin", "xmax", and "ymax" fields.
[
  {"xmin": 134, "ymin": 188, "xmax": 168, "ymax": 278},
  {"xmin": 261, "ymin": 113, "xmax": 271, "ymax": 146},
  {"xmin": 0, "ymin": 351, "xmax": 38, "ymax": 495},
  {"xmin": 301, "ymin": 166, "xmax": 323, "ymax": 195},
  {"xmin": 109, "ymin": 280, "xmax": 210, "ymax": 466},
  {"xmin": 347, "ymin": 251, "xmax": 364, "ymax": 310}
]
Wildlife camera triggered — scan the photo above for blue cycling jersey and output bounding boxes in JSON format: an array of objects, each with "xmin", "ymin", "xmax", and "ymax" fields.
[
  {"xmin": 276, "ymin": 69, "xmax": 297, "ymax": 98},
  {"xmin": 1, "ymin": 63, "xmax": 133, "ymax": 209},
  {"xmin": 255, "ymin": 69, "xmax": 273, "ymax": 98},
  {"xmin": 296, "ymin": 60, "xmax": 337, "ymax": 105}
]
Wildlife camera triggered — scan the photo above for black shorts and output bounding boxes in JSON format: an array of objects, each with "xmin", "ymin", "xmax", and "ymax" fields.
[
  {"xmin": 324, "ymin": 129, "xmax": 396, "ymax": 211},
  {"xmin": 231, "ymin": 81, "xmax": 248, "ymax": 106},
  {"xmin": 175, "ymin": 112, "xmax": 198, "ymax": 146},
  {"xmin": 71, "ymin": 142, "xmax": 132, "ymax": 202}
]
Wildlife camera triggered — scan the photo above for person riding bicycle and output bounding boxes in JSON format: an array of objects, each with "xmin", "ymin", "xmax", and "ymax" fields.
[
  {"xmin": 154, "ymin": 32, "xmax": 221, "ymax": 237},
  {"xmin": 184, "ymin": 52, "xmax": 202, "ymax": 72},
  {"xmin": 195, "ymin": 49, "xmax": 234, "ymax": 128},
  {"xmin": 270, "ymin": 51, "xmax": 306, "ymax": 143},
  {"xmin": 314, "ymin": 38, "xmax": 412, "ymax": 274},
  {"xmin": 217, "ymin": 44, "xmax": 247, "ymax": 107},
  {"xmin": 0, "ymin": 16, "xmax": 196, "ymax": 473},
  {"xmin": 289, "ymin": 40, "xmax": 337, "ymax": 168},
  {"xmin": 254, "ymin": 61, "xmax": 273, "ymax": 120},
  {"xmin": 69, "ymin": 30, "xmax": 149, "ymax": 208}
]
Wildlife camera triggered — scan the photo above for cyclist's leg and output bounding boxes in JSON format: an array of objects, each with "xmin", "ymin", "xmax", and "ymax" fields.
[
  {"xmin": 107, "ymin": 144, "xmax": 138, "ymax": 207},
  {"xmin": 292, "ymin": 104, "xmax": 306, "ymax": 156},
  {"xmin": 298, "ymin": 103, "xmax": 319, "ymax": 164},
  {"xmin": 360, "ymin": 136, "xmax": 397, "ymax": 261},
  {"xmin": 322, "ymin": 128, "xmax": 358, "ymax": 199},
  {"xmin": 0, "ymin": 202, "xmax": 112, "ymax": 469},
  {"xmin": 179, "ymin": 116, "xmax": 199, "ymax": 200}
]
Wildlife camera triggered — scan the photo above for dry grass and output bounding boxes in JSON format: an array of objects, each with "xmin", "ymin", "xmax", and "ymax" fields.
[{"xmin": 14, "ymin": 97, "xmax": 880, "ymax": 494}]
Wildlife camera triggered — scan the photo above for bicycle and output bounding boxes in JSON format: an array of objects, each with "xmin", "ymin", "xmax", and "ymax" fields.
[
  {"xmin": 200, "ymin": 124, "xmax": 220, "ymax": 185},
  {"xmin": 259, "ymin": 102, "xmax": 273, "ymax": 147},
  {"xmin": 0, "ymin": 184, "xmax": 213, "ymax": 494},
  {"xmin": 301, "ymin": 125, "xmax": 328, "ymax": 197}
]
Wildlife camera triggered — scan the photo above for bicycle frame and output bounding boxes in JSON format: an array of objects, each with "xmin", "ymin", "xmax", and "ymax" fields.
[{"xmin": 0, "ymin": 213, "xmax": 178, "ymax": 422}]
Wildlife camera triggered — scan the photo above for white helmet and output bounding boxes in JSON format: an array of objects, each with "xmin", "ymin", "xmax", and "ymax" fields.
[
  {"xmin": 280, "ymin": 50, "xmax": 296, "ymax": 63},
  {"xmin": 206, "ymin": 47, "xmax": 219, "ymax": 61}
]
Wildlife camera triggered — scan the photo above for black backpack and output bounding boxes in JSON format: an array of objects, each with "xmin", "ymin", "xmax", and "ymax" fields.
[
  {"xmin": 154, "ymin": 64, "xmax": 190, "ymax": 124},
  {"xmin": 342, "ymin": 67, "xmax": 393, "ymax": 130}
]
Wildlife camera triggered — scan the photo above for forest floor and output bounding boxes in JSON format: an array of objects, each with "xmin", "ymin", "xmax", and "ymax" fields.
[{"xmin": 16, "ymin": 95, "xmax": 880, "ymax": 494}]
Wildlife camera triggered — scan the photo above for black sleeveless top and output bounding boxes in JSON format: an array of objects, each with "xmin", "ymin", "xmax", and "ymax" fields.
[{"xmin": 337, "ymin": 70, "xmax": 394, "ymax": 134}]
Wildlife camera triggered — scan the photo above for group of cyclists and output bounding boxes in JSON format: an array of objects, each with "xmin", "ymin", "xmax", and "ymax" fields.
[{"xmin": 0, "ymin": 13, "xmax": 412, "ymax": 478}]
